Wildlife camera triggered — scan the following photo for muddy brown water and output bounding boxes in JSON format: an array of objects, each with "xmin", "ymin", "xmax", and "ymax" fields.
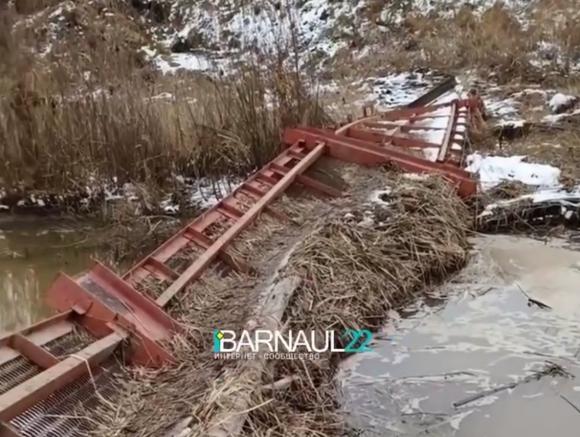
[
  {"xmin": 4, "ymin": 216, "xmax": 580, "ymax": 436},
  {"xmin": 340, "ymin": 235, "xmax": 580, "ymax": 437},
  {"xmin": 0, "ymin": 217, "xmax": 105, "ymax": 335}
]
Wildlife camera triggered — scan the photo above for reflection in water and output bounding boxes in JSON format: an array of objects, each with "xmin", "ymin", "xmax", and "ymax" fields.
[
  {"xmin": 339, "ymin": 235, "xmax": 580, "ymax": 437},
  {"xmin": 0, "ymin": 218, "xmax": 102, "ymax": 334},
  {"xmin": 0, "ymin": 266, "xmax": 45, "ymax": 333}
]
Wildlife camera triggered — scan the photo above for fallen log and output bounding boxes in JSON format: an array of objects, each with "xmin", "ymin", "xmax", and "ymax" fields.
[{"xmin": 193, "ymin": 244, "xmax": 303, "ymax": 437}]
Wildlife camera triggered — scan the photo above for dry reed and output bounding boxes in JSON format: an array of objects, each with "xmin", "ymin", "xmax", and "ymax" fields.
[{"xmin": 89, "ymin": 170, "xmax": 472, "ymax": 437}]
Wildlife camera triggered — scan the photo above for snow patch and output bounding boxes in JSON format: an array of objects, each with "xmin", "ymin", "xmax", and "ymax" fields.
[
  {"xmin": 154, "ymin": 53, "xmax": 220, "ymax": 74},
  {"xmin": 466, "ymin": 154, "xmax": 561, "ymax": 190},
  {"xmin": 542, "ymin": 108, "xmax": 580, "ymax": 124},
  {"xmin": 548, "ymin": 93, "xmax": 577, "ymax": 114},
  {"xmin": 369, "ymin": 189, "xmax": 392, "ymax": 206}
]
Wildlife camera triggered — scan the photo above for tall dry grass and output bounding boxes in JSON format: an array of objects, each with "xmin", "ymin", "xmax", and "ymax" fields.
[
  {"xmin": 0, "ymin": 1, "xmax": 327, "ymax": 194},
  {"xmin": 0, "ymin": 67, "xmax": 325, "ymax": 191},
  {"xmin": 347, "ymin": 1, "xmax": 580, "ymax": 81},
  {"xmin": 399, "ymin": 4, "xmax": 534, "ymax": 77}
]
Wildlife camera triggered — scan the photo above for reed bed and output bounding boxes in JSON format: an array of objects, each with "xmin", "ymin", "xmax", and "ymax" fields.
[{"xmin": 242, "ymin": 174, "xmax": 471, "ymax": 436}]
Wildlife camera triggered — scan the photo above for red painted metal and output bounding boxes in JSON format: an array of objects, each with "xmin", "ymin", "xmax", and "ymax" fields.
[
  {"xmin": 122, "ymin": 140, "xmax": 340, "ymax": 302},
  {"xmin": 0, "ymin": 82, "xmax": 482, "ymax": 433},
  {"xmin": 8, "ymin": 336, "xmax": 59, "ymax": 370},
  {"xmin": 345, "ymin": 127, "xmax": 441, "ymax": 149},
  {"xmin": 283, "ymin": 127, "xmax": 476, "ymax": 198},
  {"xmin": 0, "ymin": 332, "xmax": 124, "ymax": 422},
  {"xmin": 438, "ymin": 101, "xmax": 458, "ymax": 162},
  {"xmin": 0, "ymin": 312, "xmax": 75, "ymax": 367},
  {"xmin": 363, "ymin": 121, "xmax": 447, "ymax": 131},
  {"xmin": 45, "ymin": 270, "xmax": 175, "ymax": 367},
  {"xmin": 156, "ymin": 142, "xmax": 328, "ymax": 307}
]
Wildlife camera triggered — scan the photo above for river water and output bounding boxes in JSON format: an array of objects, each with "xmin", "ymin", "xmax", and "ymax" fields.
[
  {"xmin": 340, "ymin": 235, "xmax": 580, "ymax": 436},
  {"xmin": 0, "ymin": 217, "xmax": 104, "ymax": 334},
  {"xmin": 4, "ymin": 218, "xmax": 580, "ymax": 436}
]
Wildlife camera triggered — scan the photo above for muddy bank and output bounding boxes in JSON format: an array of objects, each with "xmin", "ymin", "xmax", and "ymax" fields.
[{"xmin": 340, "ymin": 234, "xmax": 580, "ymax": 436}]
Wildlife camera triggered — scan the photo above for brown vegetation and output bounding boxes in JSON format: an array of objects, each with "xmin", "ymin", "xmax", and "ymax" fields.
[
  {"xmin": 0, "ymin": 67, "xmax": 323, "ymax": 190},
  {"xmin": 89, "ymin": 170, "xmax": 471, "ymax": 437},
  {"xmin": 332, "ymin": 1, "xmax": 580, "ymax": 83},
  {"xmin": 0, "ymin": 2, "xmax": 327, "ymax": 200}
]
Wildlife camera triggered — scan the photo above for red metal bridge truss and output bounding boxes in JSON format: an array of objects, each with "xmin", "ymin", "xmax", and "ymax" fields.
[{"xmin": 0, "ymin": 81, "xmax": 481, "ymax": 436}]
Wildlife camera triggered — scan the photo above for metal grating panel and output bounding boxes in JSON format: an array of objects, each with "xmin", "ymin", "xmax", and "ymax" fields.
[
  {"xmin": 9, "ymin": 359, "xmax": 120, "ymax": 437},
  {"xmin": 0, "ymin": 357, "xmax": 41, "ymax": 396},
  {"xmin": 43, "ymin": 328, "xmax": 96, "ymax": 359}
]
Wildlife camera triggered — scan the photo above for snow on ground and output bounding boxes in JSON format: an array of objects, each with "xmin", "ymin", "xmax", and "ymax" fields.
[
  {"xmin": 548, "ymin": 93, "xmax": 578, "ymax": 114},
  {"xmin": 407, "ymin": 0, "xmax": 533, "ymax": 20},
  {"xmin": 351, "ymin": 74, "xmax": 468, "ymax": 163},
  {"xmin": 367, "ymin": 71, "xmax": 448, "ymax": 109},
  {"xmin": 0, "ymin": 175, "xmax": 239, "ymax": 215},
  {"xmin": 543, "ymin": 108, "xmax": 580, "ymax": 124},
  {"xmin": 146, "ymin": 0, "xmax": 554, "ymax": 74},
  {"xmin": 479, "ymin": 187, "xmax": 580, "ymax": 220},
  {"xmin": 153, "ymin": 52, "xmax": 223, "ymax": 75},
  {"xmin": 466, "ymin": 153, "xmax": 561, "ymax": 191},
  {"xmin": 155, "ymin": 0, "xmax": 367, "ymax": 73},
  {"xmin": 485, "ymin": 95, "xmax": 524, "ymax": 125}
]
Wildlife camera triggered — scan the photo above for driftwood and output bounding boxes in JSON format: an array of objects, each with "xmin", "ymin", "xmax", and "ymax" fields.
[
  {"xmin": 515, "ymin": 282, "xmax": 552, "ymax": 310},
  {"xmin": 164, "ymin": 417, "xmax": 193, "ymax": 437},
  {"xmin": 201, "ymin": 244, "xmax": 303, "ymax": 437},
  {"xmin": 260, "ymin": 375, "xmax": 301, "ymax": 392}
]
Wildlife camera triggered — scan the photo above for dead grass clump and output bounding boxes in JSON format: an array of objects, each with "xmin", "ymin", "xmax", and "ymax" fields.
[
  {"xmin": 85, "ymin": 170, "xmax": 472, "ymax": 437},
  {"xmin": 13, "ymin": 0, "xmax": 61, "ymax": 15},
  {"xmin": 416, "ymin": 4, "xmax": 533, "ymax": 78},
  {"xmin": 244, "ymin": 174, "xmax": 471, "ymax": 436},
  {"xmin": 531, "ymin": 0, "xmax": 580, "ymax": 74},
  {"xmin": 286, "ymin": 175, "xmax": 471, "ymax": 331},
  {"xmin": 0, "ymin": 1, "xmax": 329, "ymax": 200},
  {"xmin": 86, "ymin": 189, "xmax": 333, "ymax": 436},
  {"xmin": 485, "ymin": 180, "xmax": 532, "ymax": 200},
  {"xmin": 0, "ymin": 62, "xmax": 326, "ymax": 197}
]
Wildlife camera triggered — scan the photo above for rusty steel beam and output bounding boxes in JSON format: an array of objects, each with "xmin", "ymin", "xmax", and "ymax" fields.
[
  {"xmin": 0, "ymin": 312, "xmax": 73, "ymax": 347},
  {"xmin": 377, "ymin": 102, "xmax": 454, "ymax": 121},
  {"xmin": 155, "ymin": 143, "xmax": 327, "ymax": 307},
  {"xmin": 268, "ymin": 163, "xmax": 342, "ymax": 197},
  {"xmin": 0, "ymin": 332, "xmax": 124, "ymax": 422},
  {"xmin": 46, "ymin": 272, "xmax": 176, "ymax": 367},
  {"xmin": 283, "ymin": 128, "xmax": 476, "ymax": 198},
  {"xmin": 124, "ymin": 144, "xmax": 308, "ymax": 288},
  {"xmin": 144, "ymin": 257, "xmax": 179, "ymax": 282},
  {"xmin": 183, "ymin": 227, "xmax": 252, "ymax": 274},
  {"xmin": 297, "ymin": 175, "xmax": 343, "ymax": 197},
  {"xmin": 235, "ymin": 189, "xmax": 288, "ymax": 222},
  {"xmin": 0, "ymin": 312, "xmax": 76, "ymax": 367}
]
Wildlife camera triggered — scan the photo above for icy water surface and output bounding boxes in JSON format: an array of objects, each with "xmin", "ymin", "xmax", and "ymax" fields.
[
  {"xmin": 0, "ymin": 217, "xmax": 104, "ymax": 334},
  {"xmin": 340, "ymin": 235, "xmax": 580, "ymax": 436}
]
